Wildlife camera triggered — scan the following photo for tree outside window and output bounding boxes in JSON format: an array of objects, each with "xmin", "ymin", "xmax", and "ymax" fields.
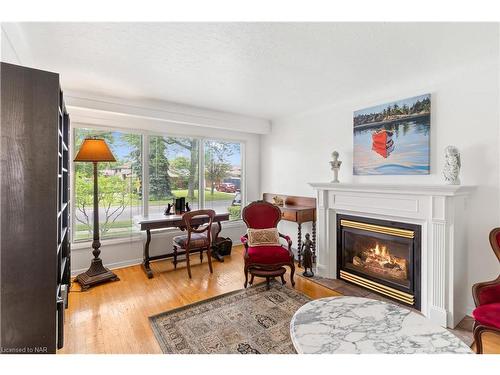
[
  {"xmin": 148, "ymin": 136, "xmax": 199, "ymax": 215},
  {"xmin": 204, "ymin": 140, "xmax": 242, "ymax": 220},
  {"xmin": 73, "ymin": 129, "xmax": 142, "ymax": 241}
]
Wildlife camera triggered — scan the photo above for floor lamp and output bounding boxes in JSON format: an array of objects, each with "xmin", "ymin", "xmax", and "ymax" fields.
[{"xmin": 74, "ymin": 138, "xmax": 120, "ymax": 290}]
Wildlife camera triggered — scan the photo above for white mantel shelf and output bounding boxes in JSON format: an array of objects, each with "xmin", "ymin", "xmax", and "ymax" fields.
[
  {"xmin": 308, "ymin": 182, "xmax": 476, "ymax": 329},
  {"xmin": 309, "ymin": 183, "xmax": 476, "ymax": 196}
]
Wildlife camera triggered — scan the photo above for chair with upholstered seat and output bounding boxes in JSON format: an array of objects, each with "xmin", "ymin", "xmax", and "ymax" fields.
[
  {"xmin": 241, "ymin": 200, "xmax": 295, "ymax": 289},
  {"xmin": 172, "ymin": 209, "xmax": 215, "ymax": 279},
  {"xmin": 471, "ymin": 227, "xmax": 500, "ymax": 353}
]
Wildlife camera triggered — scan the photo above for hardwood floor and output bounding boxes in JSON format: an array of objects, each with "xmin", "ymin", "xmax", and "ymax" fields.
[
  {"xmin": 60, "ymin": 246, "xmax": 339, "ymax": 354},
  {"xmin": 59, "ymin": 245, "xmax": 500, "ymax": 354}
]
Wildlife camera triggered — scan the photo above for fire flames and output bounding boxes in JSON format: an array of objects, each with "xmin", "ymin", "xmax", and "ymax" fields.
[
  {"xmin": 373, "ymin": 243, "xmax": 388, "ymax": 257},
  {"xmin": 352, "ymin": 242, "xmax": 408, "ymax": 280}
]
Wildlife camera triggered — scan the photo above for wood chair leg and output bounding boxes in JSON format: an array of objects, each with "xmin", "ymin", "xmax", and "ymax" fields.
[
  {"xmin": 280, "ymin": 274, "xmax": 286, "ymax": 285},
  {"xmin": 173, "ymin": 246, "xmax": 178, "ymax": 269},
  {"xmin": 200, "ymin": 249, "xmax": 203, "ymax": 263},
  {"xmin": 250, "ymin": 274, "xmax": 254, "ymax": 285},
  {"xmin": 185, "ymin": 248, "xmax": 192, "ymax": 279},
  {"xmin": 290, "ymin": 263, "xmax": 295, "ymax": 287},
  {"xmin": 266, "ymin": 277, "xmax": 271, "ymax": 290},
  {"xmin": 206, "ymin": 246, "xmax": 213, "ymax": 273},
  {"xmin": 473, "ymin": 324, "xmax": 485, "ymax": 354}
]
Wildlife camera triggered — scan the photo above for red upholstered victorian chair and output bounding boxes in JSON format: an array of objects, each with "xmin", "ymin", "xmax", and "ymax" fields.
[
  {"xmin": 471, "ymin": 227, "xmax": 500, "ymax": 354},
  {"xmin": 241, "ymin": 200, "xmax": 295, "ymax": 289}
]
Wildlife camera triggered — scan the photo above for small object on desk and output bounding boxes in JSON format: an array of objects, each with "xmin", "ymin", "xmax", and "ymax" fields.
[
  {"xmin": 185, "ymin": 202, "xmax": 191, "ymax": 212},
  {"xmin": 272, "ymin": 195, "xmax": 284, "ymax": 206},
  {"xmin": 301, "ymin": 233, "xmax": 314, "ymax": 277},
  {"xmin": 329, "ymin": 150, "xmax": 342, "ymax": 183},
  {"xmin": 175, "ymin": 197, "xmax": 186, "ymax": 214},
  {"xmin": 164, "ymin": 203, "xmax": 173, "ymax": 215}
]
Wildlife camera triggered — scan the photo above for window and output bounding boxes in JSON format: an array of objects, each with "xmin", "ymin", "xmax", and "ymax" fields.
[
  {"xmin": 72, "ymin": 127, "xmax": 244, "ymax": 243},
  {"xmin": 204, "ymin": 140, "xmax": 242, "ymax": 221},
  {"xmin": 73, "ymin": 128, "xmax": 142, "ymax": 241},
  {"xmin": 148, "ymin": 136, "xmax": 199, "ymax": 214}
]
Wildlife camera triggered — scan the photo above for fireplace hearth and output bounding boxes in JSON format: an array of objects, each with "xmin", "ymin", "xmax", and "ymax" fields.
[{"xmin": 337, "ymin": 215, "xmax": 421, "ymax": 309}]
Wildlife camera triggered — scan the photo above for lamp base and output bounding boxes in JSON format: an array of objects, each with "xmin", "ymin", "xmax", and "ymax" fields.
[{"xmin": 75, "ymin": 258, "xmax": 119, "ymax": 291}]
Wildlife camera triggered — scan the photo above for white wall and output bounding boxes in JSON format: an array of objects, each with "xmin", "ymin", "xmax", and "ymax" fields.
[
  {"xmin": 1, "ymin": 27, "xmax": 20, "ymax": 64},
  {"xmin": 1, "ymin": 23, "xmax": 33, "ymax": 65},
  {"xmin": 261, "ymin": 56, "xmax": 500, "ymax": 316}
]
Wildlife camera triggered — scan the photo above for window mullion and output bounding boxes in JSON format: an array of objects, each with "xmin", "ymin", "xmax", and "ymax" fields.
[
  {"xmin": 199, "ymin": 139, "xmax": 205, "ymax": 209},
  {"xmin": 142, "ymin": 134, "xmax": 150, "ymax": 216},
  {"xmin": 241, "ymin": 141, "xmax": 246, "ymax": 216}
]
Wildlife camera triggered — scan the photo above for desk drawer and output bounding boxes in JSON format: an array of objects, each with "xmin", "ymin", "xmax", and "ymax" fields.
[
  {"xmin": 281, "ymin": 210, "xmax": 297, "ymax": 222},
  {"xmin": 297, "ymin": 210, "xmax": 315, "ymax": 223}
]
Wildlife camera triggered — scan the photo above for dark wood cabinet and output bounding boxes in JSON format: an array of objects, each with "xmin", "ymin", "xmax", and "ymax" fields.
[{"xmin": 1, "ymin": 62, "xmax": 70, "ymax": 353}]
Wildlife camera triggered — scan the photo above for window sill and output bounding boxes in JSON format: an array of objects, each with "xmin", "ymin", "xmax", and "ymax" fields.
[
  {"xmin": 72, "ymin": 234, "xmax": 143, "ymax": 250},
  {"xmin": 71, "ymin": 220, "xmax": 245, "ymax": 250}
]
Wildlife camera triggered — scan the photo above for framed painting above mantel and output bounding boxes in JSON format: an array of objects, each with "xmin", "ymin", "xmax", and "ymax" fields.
[{"xmin": 353, "ymin": 94, "xmax": 431, "ymax": 175}]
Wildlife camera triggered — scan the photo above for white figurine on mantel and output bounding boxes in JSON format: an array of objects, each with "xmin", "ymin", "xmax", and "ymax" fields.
[
  {"xmin": 443, "ymin": 145, "xmax": 461, "ymax": 185},
  {"xmin": 329, "ymin": 151, "xmax": 342, "ymax": 183}
]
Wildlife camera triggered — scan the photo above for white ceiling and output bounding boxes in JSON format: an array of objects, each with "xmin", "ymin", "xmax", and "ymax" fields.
[{"xmin": 9, "ymin": 22, "xmax": 498, "ymax": 119}]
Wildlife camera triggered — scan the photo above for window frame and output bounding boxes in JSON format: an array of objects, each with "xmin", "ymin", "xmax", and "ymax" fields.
[
  {"xmin": 71, "ymin": 125, "xmax": 145, "ymax": 243},
  {"xmin": 70, "ymin": 124, "xmax": 246, "ymax": 245},
  {"xmin": 202, "ymin": 138, "xmax": 245, "ymax": 221}
]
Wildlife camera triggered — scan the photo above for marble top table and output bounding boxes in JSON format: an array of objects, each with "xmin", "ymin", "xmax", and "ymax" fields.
[{"xmin": 290, "ymin": 296, "xmax": 472, "ymax": 354}]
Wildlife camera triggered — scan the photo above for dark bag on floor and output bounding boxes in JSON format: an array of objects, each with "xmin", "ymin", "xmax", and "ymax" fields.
[{"xmin": 212, "ymin": 237, "xmax": 233, "ymax": 256}]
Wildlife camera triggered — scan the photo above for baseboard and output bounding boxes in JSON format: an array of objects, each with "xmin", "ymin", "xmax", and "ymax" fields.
[
  {"xmin": 71, "ymin": 258, "xmax": 143, "ymax": 277},
  {"xmin": 71, "ymin": 241, "xmax": 244, "ymax": 277}
]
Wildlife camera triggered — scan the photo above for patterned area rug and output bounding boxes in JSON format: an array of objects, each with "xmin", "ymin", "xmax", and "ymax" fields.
[{"xmin": 149, "ymin": 282, "xmax": 310, "ymax": 354}]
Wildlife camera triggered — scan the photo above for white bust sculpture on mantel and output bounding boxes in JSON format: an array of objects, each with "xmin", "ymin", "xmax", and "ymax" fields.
[
  {"xmin": 329, "ymin": 151, "xmax": 342, "ymax": 183},
  {"xmin": 443, "ymin": 145, "xmax": 461, "ymax": 185}
]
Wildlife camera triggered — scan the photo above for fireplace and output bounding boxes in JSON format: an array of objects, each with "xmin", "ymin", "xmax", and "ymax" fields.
[{"xmin": 337, "ymin": 215, "xmax": 421, "ymax": 309}]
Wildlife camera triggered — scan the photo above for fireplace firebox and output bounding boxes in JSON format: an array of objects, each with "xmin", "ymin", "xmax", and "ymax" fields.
[{"xmin": 337, "ymin": 215, "xmax": 421, "ymax": 309}]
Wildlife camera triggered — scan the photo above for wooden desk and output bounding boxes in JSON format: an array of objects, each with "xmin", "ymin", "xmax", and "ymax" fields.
[
  {"xmin": 137, "ymin": 212, "xmax": 230, "ymax": 278},
  {"xmin": 262, "ymin": 193, "xmax": 316, "ymax": 266}
]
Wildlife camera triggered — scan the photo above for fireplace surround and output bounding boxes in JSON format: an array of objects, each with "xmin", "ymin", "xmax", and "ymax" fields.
[
  {"xmin": 309, "ymin": 183, "xmax": 475, "ymax": 328},
  {"xmin": 337, "ymin": 214, "xmax": 421, "ymax": 309}
]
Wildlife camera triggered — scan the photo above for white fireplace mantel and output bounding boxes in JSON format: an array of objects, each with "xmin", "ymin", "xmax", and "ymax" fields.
[{"xmin": 308, "ymin": 182, "xmax": 476, "ymax": 328}]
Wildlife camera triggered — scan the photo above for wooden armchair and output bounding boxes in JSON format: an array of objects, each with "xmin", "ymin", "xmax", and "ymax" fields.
[
  {"xmin": 241, "ymin": 201, "xmax": 295, "ymax": 289},
  {"xmin": 471, "ymin": 228, "xmax": 500, "ymax": 353}
]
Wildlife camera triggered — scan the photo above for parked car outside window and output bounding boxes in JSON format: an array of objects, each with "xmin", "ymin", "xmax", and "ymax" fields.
[{"xmin": 217, "ymin": 182, "xmax": 236, "ymax": 193}]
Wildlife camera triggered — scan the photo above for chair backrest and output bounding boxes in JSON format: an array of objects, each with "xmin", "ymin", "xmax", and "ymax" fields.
[
  {"xmin": 182, "ymin": 209, "xmax": 216, "ymax": 244},
  {"xmin": 489, "ymin": 227, "xmax": 500, "ymax": 262},
  {"xmin": 242, "ymin": 200, "xmax": 281, "ymax": 229}
]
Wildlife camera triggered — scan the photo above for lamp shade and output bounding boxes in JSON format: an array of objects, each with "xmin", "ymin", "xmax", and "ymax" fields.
[{"xmin": 74, "ymin": 138, "xmax": 116, "ymax": 162}]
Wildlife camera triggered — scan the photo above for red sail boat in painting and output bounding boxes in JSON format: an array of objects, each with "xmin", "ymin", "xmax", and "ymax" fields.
[{"xmin": 372, "ymin": 129, "xmax": 395, "ymax": 158}]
